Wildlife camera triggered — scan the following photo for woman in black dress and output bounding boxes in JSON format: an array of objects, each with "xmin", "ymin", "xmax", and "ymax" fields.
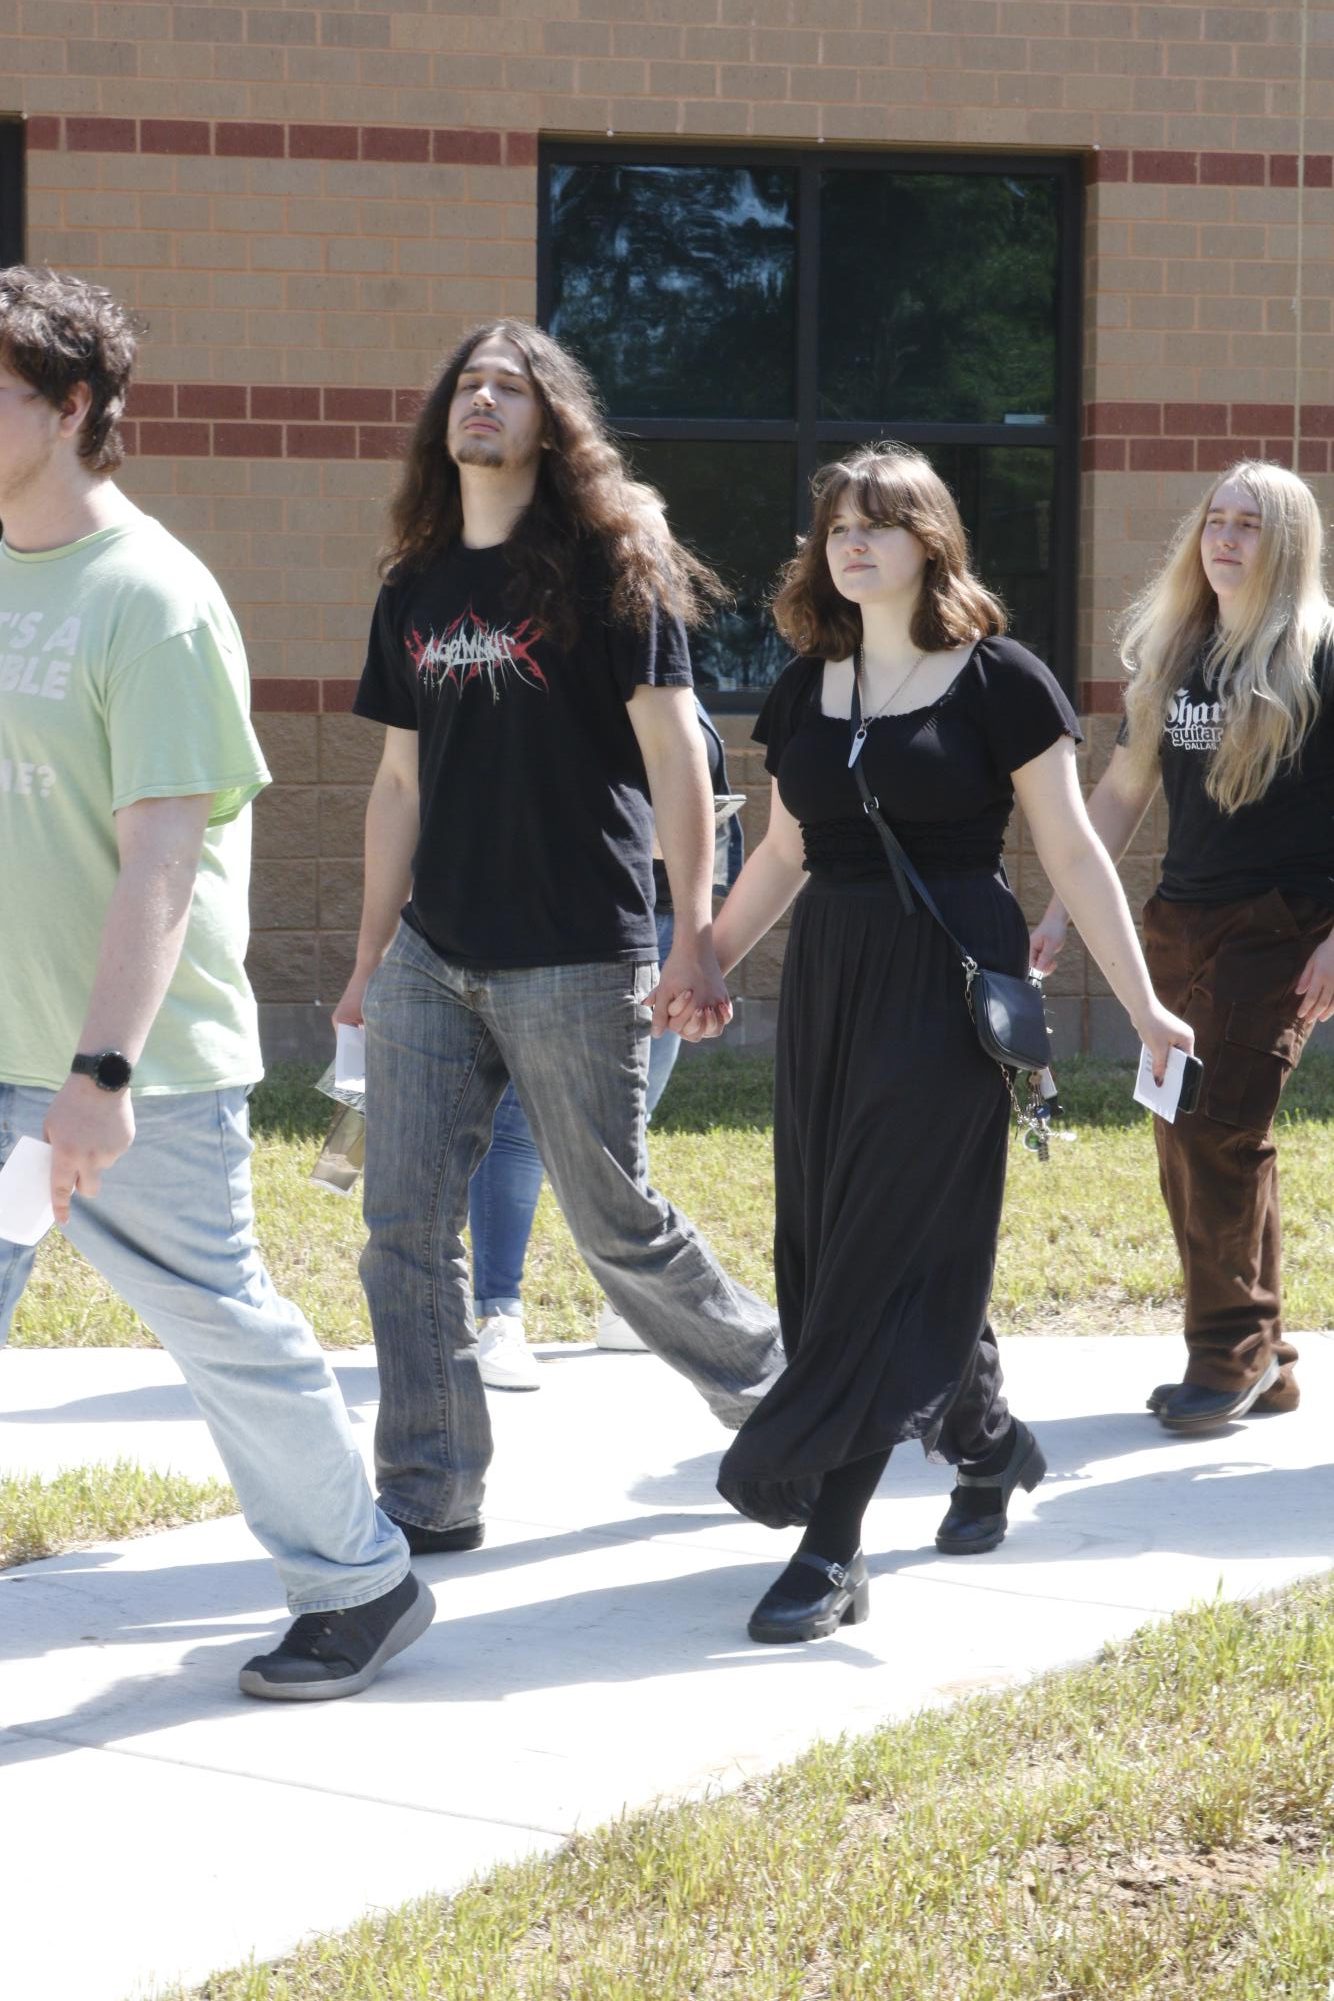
[{"xmin": 677, "ymin": 445, "xmax": 1192, "ymax": 1644}]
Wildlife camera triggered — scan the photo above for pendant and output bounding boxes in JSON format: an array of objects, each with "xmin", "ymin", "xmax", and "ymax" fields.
[{"xmin": 847, "ymin": 725, "xmax": 868, "ymax": 769}]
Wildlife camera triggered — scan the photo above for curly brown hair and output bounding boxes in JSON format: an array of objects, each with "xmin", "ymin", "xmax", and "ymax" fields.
[
  {"xmin": 772, "ymin": 443, "xmax": 1006, "ymax": 660},
  {"xmin": 381, "ymin": 319, "xmax": 726, "ymax": 647},
  {"xmin": 0, "ymin": 265, "xmax": 139, "ymax": 474}
]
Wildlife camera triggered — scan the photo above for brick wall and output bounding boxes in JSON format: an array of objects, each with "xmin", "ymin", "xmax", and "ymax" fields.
[{"xmin": 5, "ymin": 1, "xmax": 1333, "ymax": 1055}]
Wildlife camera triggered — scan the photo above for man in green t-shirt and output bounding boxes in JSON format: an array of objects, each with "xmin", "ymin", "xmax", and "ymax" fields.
[{"xmin": 0, "ymin": 265, "xmax": 432, "ymax": 1699}]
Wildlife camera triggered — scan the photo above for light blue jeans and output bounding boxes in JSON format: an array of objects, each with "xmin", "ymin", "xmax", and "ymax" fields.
[
  {"xmin": 361, "ymin": 921, "xmax": 783, "ymax": 1533},
  {"xmin": 469, "ymin": 910, "xmax": 681, "ymax": 1316},
  {"xmin": 0, "ymin": 1085, "xmax": 407, "ymax": 1613}
]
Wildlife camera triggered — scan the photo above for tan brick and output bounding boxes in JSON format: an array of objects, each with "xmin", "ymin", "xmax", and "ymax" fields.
[
  {"xmin": 317, "ymin": 858, "xmax": 365, "ymax": 931},
  {"xmin": 246, "ymin": 929, "xmax": 318, "ymax": 1003},
  {"xmin": 251, "ymin": 858, "xmax": 319, "ymax": 930},
  {"xmin": 253, "ymin": 786, "xmax": 319, "ymax": 861},
  {"xmin": 317, "ymin": 932, "xmax": 359, "ymax": 1004},
  {"xmin": 318, "ymin": 712, "xmax": 381, "ymax": 785},
  {"xmin": 319, "ymin": 785, "xmax": 370, "ymax": 860}
]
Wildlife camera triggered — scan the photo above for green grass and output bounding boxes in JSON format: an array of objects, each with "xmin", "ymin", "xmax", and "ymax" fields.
[
  {"xmin": 12, "ymin": 1051, "xmax": 1334, "ymax": 1350},
  {"xmin": 0, "ymin": 1461, "xmax": 237, "ymax": 1569},
  {"xmin": 165, "ymin": 1575, "xmax": 1334, "ymax": 2000}
]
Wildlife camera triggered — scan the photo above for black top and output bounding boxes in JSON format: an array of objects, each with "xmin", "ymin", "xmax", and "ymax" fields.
[
  {"xmin": 354, "ymin": 539, "xmax": 693, "ymax": 967},
  {"xmin": 1147, "ymin": 644, "xmax": 1334, "ymax": 906},
  {"xmin": 755, "ymin": 637, "xmax": 1081, "ymax": 881}
]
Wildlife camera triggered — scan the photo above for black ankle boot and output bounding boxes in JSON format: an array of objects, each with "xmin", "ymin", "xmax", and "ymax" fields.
[
  {"xmin": 934, "ymin": 1420, "xmax": 1046, "ymax": 1556},
  {"xmin": 747, "ymin": 1550, "xmax": 870, "ymax": 1644}
]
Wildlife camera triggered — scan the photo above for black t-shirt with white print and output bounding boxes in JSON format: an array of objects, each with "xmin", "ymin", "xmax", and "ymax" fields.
[
  {"xmin": 354, "ymin": 539, "xmax": 693, "ymax": 967},
  {"xmin": 1144, "ymin": 640, "xmax": 1334, "ymax": 906}
]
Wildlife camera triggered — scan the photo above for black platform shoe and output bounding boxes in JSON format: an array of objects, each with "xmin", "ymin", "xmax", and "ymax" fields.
[
  {"xmin": 747, "ymin": 1550, "xmax": 870, "ymax": 1644},
  {"xmin": 934, "ymin": 1420, "xmax": 1047, "ymax": 1556}
]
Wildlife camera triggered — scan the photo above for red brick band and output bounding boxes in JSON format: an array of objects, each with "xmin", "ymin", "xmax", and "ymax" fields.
[
  {"xmin": 26, "ymin": 114, "xmax": 535, "ymax": 169},
  {"xmin": 252, "ymin": 678, "xmax": 360, "ymax": 714},
  {"xmin": 1090, "ymin": 148, "xmax": 1332, "ymax": 188},
  {"xmin": 1083, "ymin": 403, "xmax": 1334, "ymax": 475},
  {"xmin": 21, "ymin": 118, "xmax": 1328, "ymax": 190},
  {"xmin": 123, "ymin": 382, "xmax": 425, "ymax": 462},
  {"xmin": 126, "ymin": 389, "xmax": 1328, "ymax": 471}
]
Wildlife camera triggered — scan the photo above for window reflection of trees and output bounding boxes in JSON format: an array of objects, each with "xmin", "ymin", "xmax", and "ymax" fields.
[
  {"xmin": 623, "ymin": 440, "xmax": 794, "ymax": 692},
  {"xmin": 819, "ymin": 175, "xmax": 1058, "ymax": 425},
  {"xmin": 548, "ymin": 164, "xmax": 796, "ymax": 421},
  {"xmin": 543, "ymin": 155, "xmax": 1071, "ymax": 696}
]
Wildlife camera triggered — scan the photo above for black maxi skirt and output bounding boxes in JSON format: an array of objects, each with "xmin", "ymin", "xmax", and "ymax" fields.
[{"xmin": 718, "ymin": 867, "xmax": 1031, "ymax": 1530}]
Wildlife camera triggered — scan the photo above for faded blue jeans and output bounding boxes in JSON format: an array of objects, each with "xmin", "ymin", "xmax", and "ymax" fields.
[
  {"xmin": 0, "ymin": 1085, "xmax": 407, "ymax": 1613},
  {"xmin": 361, "ymin": 921, "xmax": 783, "ymax": 1533},
  {"xmin": 469, "ymin": 910, "xmax": 681, "ymax": 1317}
]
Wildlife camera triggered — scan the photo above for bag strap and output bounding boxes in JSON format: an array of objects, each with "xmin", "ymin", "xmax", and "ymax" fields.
[{"xmin": 849, "ymin": 658, "xmax": 979, "ymax": 974}]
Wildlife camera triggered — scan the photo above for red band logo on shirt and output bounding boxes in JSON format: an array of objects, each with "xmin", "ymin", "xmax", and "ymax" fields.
[{"xmin": 406, "ymin": 606, "xmax": 547, "ymax": 701}]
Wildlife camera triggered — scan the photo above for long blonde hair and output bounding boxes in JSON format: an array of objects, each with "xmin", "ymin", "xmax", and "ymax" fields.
[
  {"xmin": 1120, "ymin": 461, "xmax": 1332, "ymax": 812},
  {"xmin": 771, "ymin": 444, "xmax": 1006, "ymax": 659}
]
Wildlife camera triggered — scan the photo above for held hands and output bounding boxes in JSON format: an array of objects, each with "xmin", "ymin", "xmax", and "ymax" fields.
[
  {"xmin": 1295, "ymin": 933, "xmax": 1334, "ymax": 1023},
  {"xmin": 1029, "ymin": 900, "xmax": 1069, "ymax": 974},
  {"xmin": 646, "ymin": 940, "xmax": 734, "ymax": 1043},
  {"xmin": 43, "ymin": 1075, "xmax": 136, "ymax": 1226}
]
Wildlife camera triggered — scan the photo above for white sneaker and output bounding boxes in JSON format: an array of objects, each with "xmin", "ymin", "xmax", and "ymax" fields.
[
  {"xmin": 595, "ymin": 1300, "xmax": 648, "ymax": 1352},
  {"xmin": 476, "ymin": 1313, "xmax": 541, "ymax": 1391}
]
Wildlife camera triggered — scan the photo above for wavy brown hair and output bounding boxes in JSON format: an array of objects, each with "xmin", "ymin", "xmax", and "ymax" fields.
[
  {"xmin": 0, "ymin": 264, "xmax": 139, "ymax": 474},
  {"xmin": 772, "ymin": 443, "xmax": 1006, "ymax": 659},
  {"xmin": 380, "ymin": 319, "xmax": 725, "ymax": 645}
]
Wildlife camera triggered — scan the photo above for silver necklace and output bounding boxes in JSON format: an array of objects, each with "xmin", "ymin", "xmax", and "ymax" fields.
[{"xmin": 847, "ymin": 643, "xmax": 928, "ymax": 768}]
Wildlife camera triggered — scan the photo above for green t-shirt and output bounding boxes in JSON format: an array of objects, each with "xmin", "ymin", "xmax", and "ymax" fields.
[{"xmin": 0, "ymin": 514, "xmax": 271, "ymax": 1093}]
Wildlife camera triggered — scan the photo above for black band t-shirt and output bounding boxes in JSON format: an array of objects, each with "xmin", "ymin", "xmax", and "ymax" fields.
[
  {"xmin": 1139, "ymin": 642, "xmax": 1334, "ymax": 906},
  {"xmin": 354, "ymin": 540, "xmax": 693, "ymax": 966}
]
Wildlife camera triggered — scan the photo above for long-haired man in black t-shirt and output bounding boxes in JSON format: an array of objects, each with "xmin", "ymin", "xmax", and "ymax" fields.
[{"xmin": 335, "ymin": 320, "xmax": 783, "ymax": 1549}]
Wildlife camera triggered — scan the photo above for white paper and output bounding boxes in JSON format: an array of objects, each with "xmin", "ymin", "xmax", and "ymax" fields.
[
  {"xmin": 0, "ymin": 1136, "xmax": 56, "ymax": 1246},
  {"xmin": 1133, "ymin": 1043, "xmax": 1189, "ymax": 1124},
  {"xmin": 334, "ymin": 1023, "xmax": 366, "ymax": 1096}
]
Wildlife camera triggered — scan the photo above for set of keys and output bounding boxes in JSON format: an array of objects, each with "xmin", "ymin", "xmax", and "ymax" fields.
[{"xmin": 1019, "ymin": 1067, "xmax": 1076, "ymax": 1163}]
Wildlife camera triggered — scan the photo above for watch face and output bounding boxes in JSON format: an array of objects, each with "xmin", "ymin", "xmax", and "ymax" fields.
[{"xmin": 94, "ymin": 1051, "xmax": 133, "ymax": 1091}]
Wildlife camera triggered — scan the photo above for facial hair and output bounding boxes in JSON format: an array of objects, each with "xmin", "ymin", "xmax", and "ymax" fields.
[{"xmin": 452, "ymin": 434, "xmax": 507, "ymax": 470}]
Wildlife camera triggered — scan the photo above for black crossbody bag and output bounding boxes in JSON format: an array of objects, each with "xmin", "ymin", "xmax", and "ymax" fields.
[{"xmin": 848, "ymin": 667, "xmax": 1051, "ymax": 1076}]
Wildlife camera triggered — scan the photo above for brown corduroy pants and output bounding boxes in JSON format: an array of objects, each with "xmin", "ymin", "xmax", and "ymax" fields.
[{"xmin": 1142, "ymin": 888, "xmax": 1334, "ymax": 1403}]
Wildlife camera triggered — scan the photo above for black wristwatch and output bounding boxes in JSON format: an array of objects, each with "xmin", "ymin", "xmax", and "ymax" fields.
[{"xmin": 70, "ymin": 1049, "xmax": 134, "ymax": 1093}]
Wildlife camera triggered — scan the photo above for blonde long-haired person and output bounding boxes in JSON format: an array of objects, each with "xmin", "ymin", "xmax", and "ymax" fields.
[
  {"xmin": 671, "ymin": 445, "xmax": 1191, "ymax": 1644},
  {"xmin": 1032, "ymin": 461, "xmax": 1334, "ymax": 1434}
]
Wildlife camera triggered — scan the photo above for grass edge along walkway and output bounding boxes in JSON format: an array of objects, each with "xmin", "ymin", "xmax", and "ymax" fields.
[
  {"xmin": 170, "ymin": 1575, "xmax": 1334, "ymax": 2001},
  {"xmin": 0, "ymin": 1460, "xmax": 237, "ymax": 1570}
]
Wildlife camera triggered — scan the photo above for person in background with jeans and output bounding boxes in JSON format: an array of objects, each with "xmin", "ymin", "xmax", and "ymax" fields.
[
  {"xmin": 333, "ymin": 319, "xmax": 782, "ymax": 1555},
  {"xmin": 1032, "ymin": 460, "xmax": 1334, "ymax": 1433},
  {"xmin": 0, "ymin": 265, "xmax": 431, "ymax": 1700},
  {"xmin": 468, "ymin": 698, "xmax": 744, "ymax": 1388}
]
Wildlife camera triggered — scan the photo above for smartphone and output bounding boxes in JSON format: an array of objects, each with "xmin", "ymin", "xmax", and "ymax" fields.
[{"xmin": 1177, "ymin": 1053, "xmax": 1204, "ymax": 1115}]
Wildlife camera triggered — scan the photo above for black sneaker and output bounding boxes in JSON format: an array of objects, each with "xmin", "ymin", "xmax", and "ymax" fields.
[
  {"xmin": 238, "ymin": 1571, "xmax": 434, "ymax": 1701},
  {"xmin": 385, "ymin": 1512, "xmax": 485, "ymax": 1556}
]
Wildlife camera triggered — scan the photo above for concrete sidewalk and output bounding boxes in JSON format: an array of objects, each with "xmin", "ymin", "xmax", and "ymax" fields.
[{"xmin": 3, "ymin": 1332, "xmax": 1333, "ymax": 2001}]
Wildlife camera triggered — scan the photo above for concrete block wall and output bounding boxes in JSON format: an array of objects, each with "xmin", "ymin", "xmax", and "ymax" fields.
[{"xmin": 4, "ymin": 1, "xmax": 1332, "ymax": 1057}]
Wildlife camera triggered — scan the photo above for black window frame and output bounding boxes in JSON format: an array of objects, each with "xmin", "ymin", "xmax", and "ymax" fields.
[
  {"xmin": 0, "ymin": 120, "xmax": 24, "ymax": 267},
  {"xmin": 538, "ymin": 141, "xmax": 1083, "ymax": 709}
]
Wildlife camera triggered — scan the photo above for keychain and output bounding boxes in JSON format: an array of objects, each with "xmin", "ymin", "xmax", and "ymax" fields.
[{"xmin": 1018, "ymin": 1067, "xmax": 1075, "ymax": 1164}]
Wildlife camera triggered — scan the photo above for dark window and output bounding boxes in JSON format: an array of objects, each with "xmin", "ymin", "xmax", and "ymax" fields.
[
  {"xmin": 0, "ymin": 122, "xmax": 24, "ymax": 267},
  {"xmin": 548, "ymin": 163, "xmax": 797, "ymax": 422},
  {"xmin": 540, "ymin": 146, "xmax": 1081, "ymax": 705},
  {"xmin": 818, "ymin": 172, "xmax": 1060, "ymax": 426}
]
